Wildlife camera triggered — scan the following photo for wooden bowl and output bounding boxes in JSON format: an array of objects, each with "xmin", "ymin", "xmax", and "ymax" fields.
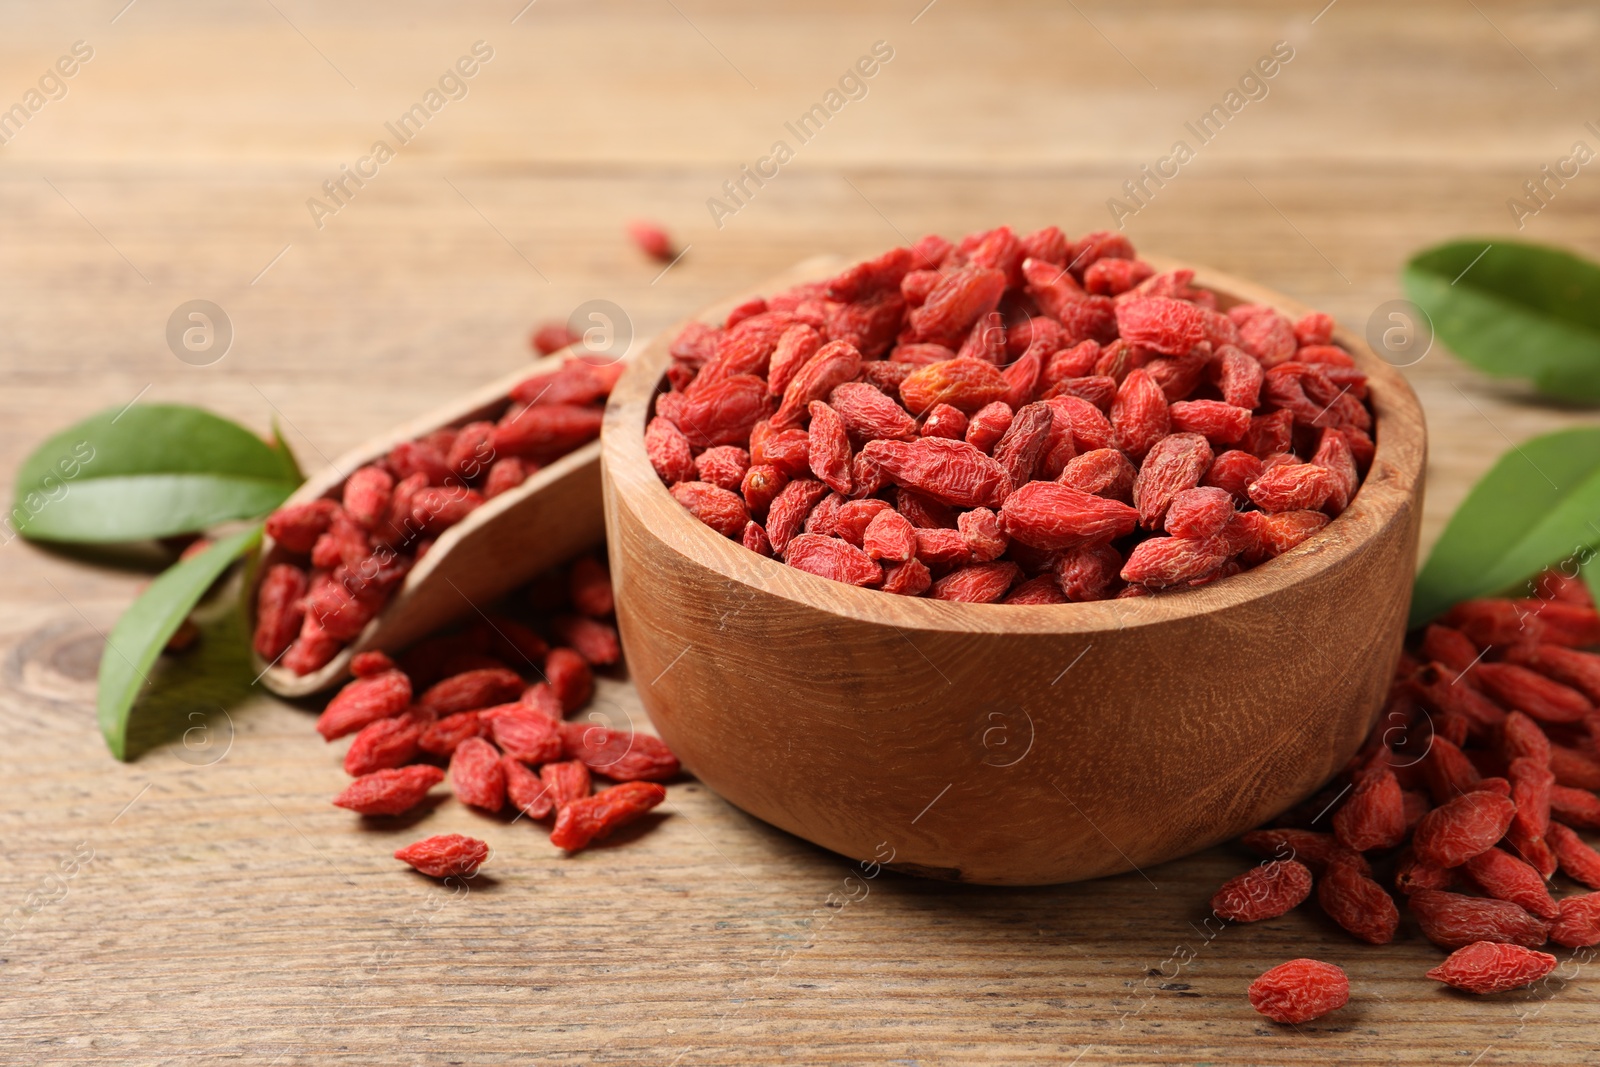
[
  {"xmin": 250, "ymin": 352, "xmax": 607, "ymax": 697},
  {"xmin": 601, "ymin": 256, "xmax": 1426, "ymax": 886}
]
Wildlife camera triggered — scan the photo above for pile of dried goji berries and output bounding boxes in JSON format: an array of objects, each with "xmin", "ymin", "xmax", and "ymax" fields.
[
  {"xmin": 255, "ymin": 355, "xmax": 619, "ymax": 674},
  {"xmin": 648, "ymin": 226, "xmax": 1371, "ymax": 601},
  {"xmin": 310, "ymin": 549, "xmax": 679, "ymax": 875},
  {"xmin": 1221, "ymin": 571, "xmax": 1600, "ymax": 1022}
]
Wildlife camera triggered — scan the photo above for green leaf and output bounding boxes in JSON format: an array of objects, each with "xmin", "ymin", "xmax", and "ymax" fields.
[
  {"xmin": 270, "ymin": 418, "xmax": 305, "ymax": 484},
  {"xmin": 98, "ymin": 524, "xmax": 263, "ymax": 760},
  {"xmin": 1411, "ymin": 427, "xmax": 1600, "ymax": 627},
  {"xmin": 12, "ymin": 404, "xmax": 302, "ymax": 542},
  {"xmin": 1404, "ymin": 239, "xmax": 1600, "ymax": 399}
]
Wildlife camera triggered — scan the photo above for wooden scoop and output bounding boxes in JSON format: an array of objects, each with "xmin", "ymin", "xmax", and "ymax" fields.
[{"xmin": 250, "ymin": 351, "xmax": 608, "ymax": 697}]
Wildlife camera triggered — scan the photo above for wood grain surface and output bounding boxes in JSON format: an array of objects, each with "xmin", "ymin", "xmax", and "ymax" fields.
[{"xmin": 3, "ymin": 2, "xmax": 1599, "ymax": 1064}]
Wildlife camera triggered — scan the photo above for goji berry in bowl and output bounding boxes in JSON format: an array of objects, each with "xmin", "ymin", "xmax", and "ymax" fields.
[{"xmin": 601, "ymin": 241, "xmax": 1425, "ymax": 885}]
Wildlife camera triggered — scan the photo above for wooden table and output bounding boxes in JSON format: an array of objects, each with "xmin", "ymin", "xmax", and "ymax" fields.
[{"xmin": 3, "ymin": 2, "xmax": 1598, "ymax": 1063}]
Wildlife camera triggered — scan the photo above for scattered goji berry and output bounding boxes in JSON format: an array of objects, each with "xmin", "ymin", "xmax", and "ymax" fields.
[
  {"xmin": 419, "ymin": 668, "xmax": 525, "ymax": 717},
  {"xmin": 550, "ymin": 781, "xmax": 668, "ymax": 852},
  {"xmin": 540, "ymin": 758, "xmax": 593, "ymax": 810},
  {"xmin": 343, "ymin": 716, "xmax": 423, "ymax": 777},
  {"xmin": 1332, "ymin": 764, "xmax": 1407, "ymax": 852},
  {"xmin": 334, "ymin": 765, "xmax": 445, "ymax": 816},
  {"xmin": 1248, "ymin": 959, "xmax": 1348, "ymax": 1024},
  {"xmin": 316, "ymin": 669, "xmax": 412, "ymax": 741},
  {"xmin": 503, "ymin": 755, "xmax": 554, "ymax": 819},
  {"xmin": 450, "ymin": 736, "xmax": 506, "ymax": 812},
  {"xmin": 1409, "ymin": 889, "xmax": 1550, "ymax": 949},
  {"xmin": 1549, "ymin": 822, "xmax": 1600, "ymax": 888},
  {"xmin": 1425, "ymin": 941, "xmax": 1558, "ymax": 994},
  {"xmin": 394, "ymin": 833, "xmax": 489, "ymax": 878},
  {"xmin": 1551, "ymin": 892, "xmax": 1600, "ymax": 947},
  {"xmin": 1211, "ymin": 859, "xmax": 1313, "ymax": 922},
  {"xmin": 1412, "ymin": 791, "xmax": 1517, "ymax": 868},
  {"xmin": 1318, "ymin": 857, "xmax": 1400, "ymax": 944}
]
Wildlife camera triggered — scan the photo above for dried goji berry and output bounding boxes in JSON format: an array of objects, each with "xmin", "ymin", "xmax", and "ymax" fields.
[
  {"xmin": 550, "ymin": 781, "xmax": 668, "ymax": 852},
  {"xmin": 1332, "ymin": 764, "xmax": 1407, "ymax": 851},
  {"xmin": 493, "ymin": 404, "xmax": 604, "ymax": 461},
  {"xmin": 566, "ymin": 556, "xmax": 613, "ymax": 618},
  {"xmin": 546, "ymin": 647, "xmax": 594, "ymax": 713},
  {"xmin": 863, "ymin": 509, "xmax": 917, "ymax": 563},
  {"xmin": 344, "ymin": 716, "xmax": 423, "ymax": 777},
  {"xmin": 417, "ymin": 710, "xmax": 487, "ymax": 757},
  {"xmin": 266, "ymin": 499, "xmax": 340, "ymax": 554},
  {"xmin": 1120, "ymin": 534, "xmax": 1230, "ymax": 589},
  {"xmin": 1412, "ymin": 791, "xmax": 1517, "ymax": 868},
  {"xmin": 1475, "ymin": 662, "xmax": 1592, "ymax": 724},
  {"xmin": 764, "ymin": 478, "xmax": 830, "ymax": 554},
  {"xmin": 693, "ymin": 446, "xmax": 751, "ymax": 493},
  {"xmin": 806, "ymin": 401, "xmax": 854, "ymax": 495},
  {"xmin": 964, "ymin": 401, "xmax": 1014, "ymax": 453},
  {"xmin": 1010, "ymin": 485, "xmax": 1143, "ymax": 560},
  {"xmin": 1410, "ymin": 888, "xmax": 1550, "ymax": 949},
  {"xmin": 1114, "ymin": 296, "xmax": 1209, "ymax": 356},
  {"xmin": 334, "ymin": 765, "xmax": 445, "ymax": 816},
  {"xmin": 920, "ymin": 403, "xmax": 969, "ymax": 441},
  {"xmin": 555, "ymin": 719, "xmax": 679, "ymax": 781},
  {"xmin": 831, "ymin": 499, "xmax": 893, "ymax": 545},
  {"xmin": 1248, "ymin": 959, "xmax": 1348, "ymax": 1024},
  {"xmin": 394, "ymin": 833, "xmax": 489, "ymax": 878},
  {"xmin": 670, "ymin": 481, "xmax": 751, "ymax": 537},
  {"xmin": 1318, "ymin": 857, "xmax": 1399, "ymax": 944},
  {"xmin": 1058, "ymin": 448, "xmax": 1136, "ymax": 502},
  {"xmin": 1004, "ymin": 575, "xmax": 1067, "ymax": 604},
  {"xmin": 253, "ymin": 563, "xmax": 308, "ymax": 661},
  {"xmin": 317, "ymin": 669, "xmax": 412, "ymax": 741},
  {"xmin": 956, "ymin": 507, "xmax": 1008, "ymax": 562},
  {"xmin": 929, "ymin": 561, "xmax": 1021, "ymax": 603},
  {"xmin": 772, "ymin": 341, "xmax": 863, "ymax": 430},
  {"xmin": 1426, "ymin": 941, "xmax": 1558, "ymax": 993},
  {"xmin": 450, "ymin": 736, "xmax": 506, "ymax": 812},
  {"xmin": 1108, "ymin": 369, "xmax": 1169, "ymax": 460},
  {"xmin": 1240, "ymin": 828, "xmax": 1370, "ymax": 877},
  {"xmin": 1132, "ymin": 433, "xmax": 1213, "ymax": 530},
  {"xmin": 829, "ymin": 381, "xmax": 917, "ymax": 441},
  {"xmin": 343, "ymin": 466, "xmax": 395, "ymax": 532},
  {"xmin": 899, "ymin": 357, "xmax": 1009, "ymax": 415},
  {"xmin": 881, "ymin": 557, "xmax": 933, "ymax": 596},
  {"xmin": 1394, "ymin": 849, "xmax": 1456, "ymax": 894},
  {"xmin": 1549, "ymin": 822, "xmax": 1600, "ymax": 888},
  {"xmin": 1463, "ymin": 846, "xmax": 1560, "ymax": 920},
  {"xmin": 992, "ymin": 402, "xmax": 1054, "ymax": 488},
  {"xmin": 552, "ymin": 615, "xmax": 621, "ymax": 666},
  {"xmin": 907, "ymin": 267, "xmax": 1007, "ymax": 349},
  {"xmin": 1168, "ymin": 399, "xmax": 1250, "ymax": 445},
  {"xmin": 862, "ymin": 437, "xmax": 1011, "ymax": 509},
  {"xmin": 540, "ymin": 758, "xmax": 593, "ymax": 810},
  {"xmin": 503, "ymin": 755, "xmax": 554, "ymax": 819},
  {"xmin": 419, "ymin": 668, "xmax": 524, "ymax": 717},
  {"xmin": 484, "ymin": 704, "xmax": 563, "ymax": 764},
  {"xmin": 1551, "ymin": 891, "xmax": 1600, "ymax": 947},
  {"xmin": 1550, "ymin": 784, "xmax": 1600, "ymax": 828},
  {"xmin": 1163, "ymin": 486, "xmax": 1235, "ymax": 540},
  {"xmin": 1211, "ymin": 859, "xmax": 1313, "ymax": 922},
  {"xmin": 784, "ymin": 533, "xmax": 883, "ymax": 587}
]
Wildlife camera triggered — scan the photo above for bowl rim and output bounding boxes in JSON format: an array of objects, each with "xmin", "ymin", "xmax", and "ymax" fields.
[{"xmin": 603, "ymin": 253, "xmax": 1426, "ymax": 636}]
